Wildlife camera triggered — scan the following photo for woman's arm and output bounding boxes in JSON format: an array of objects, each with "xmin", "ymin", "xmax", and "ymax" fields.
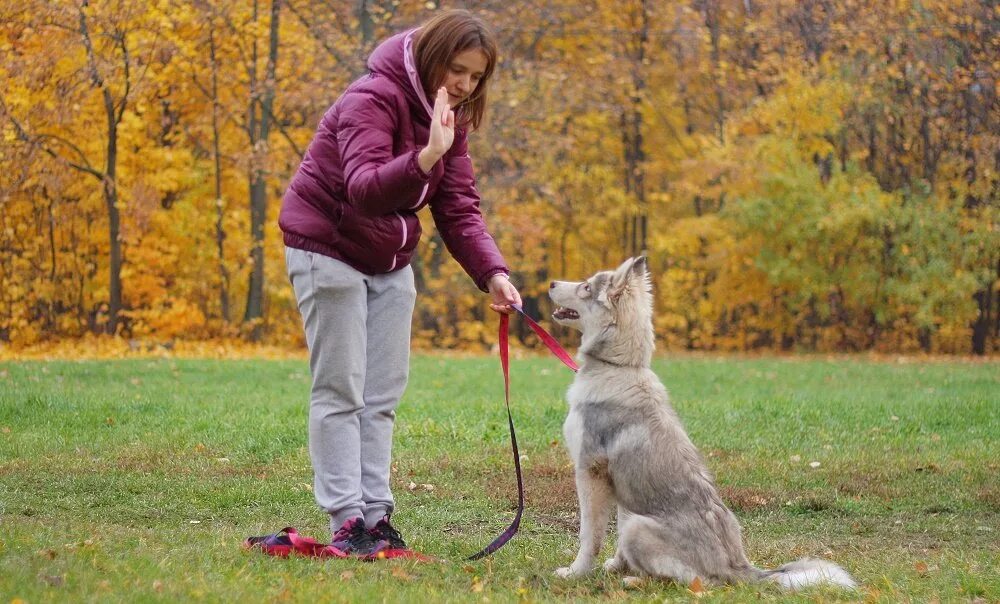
[
  {"xmin": 337, "ymin": 91, "xmax": 432, "ymax": 217},
  {"xmin": 429, "ymin": 131, "xmax": 512, "ymax": 293}
]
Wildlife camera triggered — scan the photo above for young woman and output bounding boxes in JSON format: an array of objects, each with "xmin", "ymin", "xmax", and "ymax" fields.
[{"xmin": 277, "ymin": 10, "xmax": 521, "ymax": 556}]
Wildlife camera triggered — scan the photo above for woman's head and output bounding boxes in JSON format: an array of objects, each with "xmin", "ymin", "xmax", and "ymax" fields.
[{"xmin": 413, "ymin": 9, "xmax": 497, "ymax": 129}]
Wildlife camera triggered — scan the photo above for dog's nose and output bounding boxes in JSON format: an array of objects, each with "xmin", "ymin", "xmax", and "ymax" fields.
[{"xmin": 549, "ymin": 281, "xmax": 557, "ymax": 289}]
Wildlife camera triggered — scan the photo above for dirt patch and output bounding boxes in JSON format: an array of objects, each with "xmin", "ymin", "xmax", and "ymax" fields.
[
  {"xmin": 719, "ymin": 485, "xmax": 776, "ymax": 512},
  {"xmin": 832, "ymin": 471, "xmax": 898, "ymax": 500},
  {"xmin": 522, "ymin": 453, "xmax": 579, "ymax": 515},
  {"xmin": 976, "ymin": 486, "xmax": 1000, "ymax": 512}
]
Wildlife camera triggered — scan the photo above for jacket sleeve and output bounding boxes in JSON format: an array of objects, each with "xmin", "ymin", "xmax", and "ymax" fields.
[
  {"xmin": 429, "ymin": 131, "xmax": 510, "ymax": 292},
  {"xmin": 337, "ymin": 91, "xmax": 431, "ymax": 217}
]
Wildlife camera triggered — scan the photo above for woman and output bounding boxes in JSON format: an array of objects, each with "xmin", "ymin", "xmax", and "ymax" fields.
[{"xmin": 277, "ymin": 9, "xmax": 521, "ymax": 556}]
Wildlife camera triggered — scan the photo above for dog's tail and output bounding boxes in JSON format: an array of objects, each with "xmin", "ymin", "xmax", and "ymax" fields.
[{"xmin": 754, "ymin": 558, "xmax": 857, "ymax": 591}]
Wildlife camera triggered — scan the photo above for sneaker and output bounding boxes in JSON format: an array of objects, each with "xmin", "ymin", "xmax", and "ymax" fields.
[
  {"xmin": 369, "ymin": 515, "xmax": 407, "ymax": 550},
  {"xmin": 331, "ymin": 517, "xmax": 387, "ymax": 557}
]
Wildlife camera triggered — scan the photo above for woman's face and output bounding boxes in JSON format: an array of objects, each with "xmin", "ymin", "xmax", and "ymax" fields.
[{"xmin": 441, "ymin": 47, "xmax": 488, "ymax": 108}]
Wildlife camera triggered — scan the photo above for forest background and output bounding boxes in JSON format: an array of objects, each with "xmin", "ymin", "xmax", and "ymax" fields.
[{"xmin": 0, "ymin": 0, "xmax": 996, "ymax": 355}]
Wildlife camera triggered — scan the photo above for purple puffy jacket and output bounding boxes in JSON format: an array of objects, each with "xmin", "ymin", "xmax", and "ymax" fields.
[{"xmin": 278, "ymin": 29, "xmax": 509, "ymax": 291}]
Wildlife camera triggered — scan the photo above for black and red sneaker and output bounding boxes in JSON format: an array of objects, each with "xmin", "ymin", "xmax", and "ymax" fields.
[
  {"xmin": 331, "ymin": 517, "xmax": 388, "ymax": 558},
  {"xmin": 369, "ymin": 515, "xmax": 407, "ymax": 550}
]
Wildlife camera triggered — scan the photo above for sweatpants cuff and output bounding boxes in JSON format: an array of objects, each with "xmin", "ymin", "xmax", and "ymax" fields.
[
  {"xmin": 364, "ymin": 505, "xmax": 392, "ymax": 528},
  {"xmin": 330, "ymin": 509, "xmax": 365, "ymax": 533}
]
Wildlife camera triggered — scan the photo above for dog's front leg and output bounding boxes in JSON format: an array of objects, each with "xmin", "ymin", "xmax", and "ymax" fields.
[
  {"xmin": 556, "ymin": 463, "xmax": 614, "ymax": 578},
  {"xmin": 603, "ymin": 505, "xmax": 630, "ymax": 573}
]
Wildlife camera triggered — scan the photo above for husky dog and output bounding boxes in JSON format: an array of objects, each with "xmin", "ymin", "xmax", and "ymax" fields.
[{"xmin": 548, "ymin": 257, "xmax": 856, "ymax": 590}]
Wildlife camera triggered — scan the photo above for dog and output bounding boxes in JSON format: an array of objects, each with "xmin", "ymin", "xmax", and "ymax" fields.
[{"xmin": 548, "ymin": 257, "xmax": 856, "ymax": 590}]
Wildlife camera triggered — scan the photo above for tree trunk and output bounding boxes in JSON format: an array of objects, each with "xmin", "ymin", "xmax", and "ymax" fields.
[
  {"xmin": 622, "ymin": 0, "xmax": 649, "ymax": 257},
  {"xmin": 243, "ymin": 0, "xmax": 280, "ymax": 341},
  {"xmin": 970, "ymin": 258, "xmax": 998, "ymax": 355},
  {"xmin": 209, "ymin": 26, "xmax": 231, "ymax": 324},
  {"xmin": 80, "ymin": 4, "xmax": 125, "ymax": 335}
]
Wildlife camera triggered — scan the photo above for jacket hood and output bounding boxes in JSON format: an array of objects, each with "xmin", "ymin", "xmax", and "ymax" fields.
[{"xmin": 367, "ymin": 29, "xmax": 434, "ymax": 124}]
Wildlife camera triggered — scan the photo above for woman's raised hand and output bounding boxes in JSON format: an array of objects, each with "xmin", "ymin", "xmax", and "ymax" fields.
[
  {"xmin": 427, "ymin": 87, "xmax": 455, "ymax": 156},
  {"xmin": 418, "ymin": 87, "xmax": 455, "ymax": 173}
]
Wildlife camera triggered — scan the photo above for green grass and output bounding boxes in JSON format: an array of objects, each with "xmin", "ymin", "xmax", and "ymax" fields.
[{"xmin": 0, "ymin": 355, "xmax": 997, "ymax": 602}]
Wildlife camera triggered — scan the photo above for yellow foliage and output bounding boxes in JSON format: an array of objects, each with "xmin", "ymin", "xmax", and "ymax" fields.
[{"xmin": 0, "ymin": 0, "xmax": 995, "ymax": 355}]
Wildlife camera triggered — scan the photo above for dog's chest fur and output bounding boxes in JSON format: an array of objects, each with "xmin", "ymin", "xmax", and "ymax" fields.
[{"xmin": 562, "ymin": 366, "xmax": 666, "ymax": 468}]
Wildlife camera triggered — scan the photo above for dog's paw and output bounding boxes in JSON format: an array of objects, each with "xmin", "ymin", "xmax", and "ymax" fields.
[
  {"xmin": 555, "ymin": 564, "xmax": 592, "ymax": 579},
  {"xmin": 603, "ymin": 556, "xmax": 626, "ymax": 573}
]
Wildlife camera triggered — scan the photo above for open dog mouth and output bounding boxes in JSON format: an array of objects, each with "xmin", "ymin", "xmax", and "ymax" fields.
[{"xmin": 553, "ymin": 306, "xmax": 580, "ymax": 320}]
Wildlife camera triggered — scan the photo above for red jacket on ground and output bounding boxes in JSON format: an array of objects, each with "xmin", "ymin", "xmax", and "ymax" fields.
[{"xmin": 278, "ymin": 29, "xmax": 509, "ymax": 291}]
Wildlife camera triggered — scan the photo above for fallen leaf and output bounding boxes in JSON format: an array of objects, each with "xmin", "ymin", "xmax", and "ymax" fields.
[
  {"xmin": 105, "ymin": 417, "xmax": 115, "ymax": 426},
  {"xmin": 1, "ymin": 426, "xmax": 10, "ymax": 434},
  {"xmin": 809, "ymin": 461, "xmax": 821, "ymax": 468},
  {"xmin": 37, "ymin": 549, "xmax": 57, "ymax": 559},
  {"xmin": 688, "ymin": 576, "xmax": 705, "ymax": 595},
  {"xmin": 790, "ymin": 455, "xmax": 801, "ymax": 462},
  {"xmin": 391, "ymin": 566, "xmax": 413, "ymax": 581},
  {"xmin": 152, "ymin": 580, "xmax": 163, "ymax": 592},
  {"xmin": 340, "ymin": 570, "xmax": 355, "ymax": 581},
  {"xmin": 471, "ymin": 576, "xmax": 484, "ymax": 593},
  {"xmin": 914, "ymin": 561, "xmax": 928, "ymax": 575}
]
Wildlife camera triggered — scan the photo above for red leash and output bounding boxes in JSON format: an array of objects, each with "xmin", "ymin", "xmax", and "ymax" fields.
[{"xmin": 467, "ymin": 304, "xmax": 578, "ymax": 560}]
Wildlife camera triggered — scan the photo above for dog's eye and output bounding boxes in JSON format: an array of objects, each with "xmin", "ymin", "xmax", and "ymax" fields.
[{"xmin": 583, "ymin": 283, "xmax": 591, "ymax": 292}]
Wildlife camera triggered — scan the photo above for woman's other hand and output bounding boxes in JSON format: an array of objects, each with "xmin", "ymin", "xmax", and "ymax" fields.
[{"xmin": 487, "ymin": 274, "xmax": 521, "ymax": 315}]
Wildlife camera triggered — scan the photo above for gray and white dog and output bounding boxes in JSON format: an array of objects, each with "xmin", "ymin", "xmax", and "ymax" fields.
[{"xmin": 548, "ymin": 257, "xmax": 856, "ymax": 590}]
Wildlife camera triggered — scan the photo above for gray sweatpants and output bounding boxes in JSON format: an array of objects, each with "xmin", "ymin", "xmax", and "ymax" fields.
[{"xmin": 285, "ymin": 247, "xmax": 416, "ymax": 532}]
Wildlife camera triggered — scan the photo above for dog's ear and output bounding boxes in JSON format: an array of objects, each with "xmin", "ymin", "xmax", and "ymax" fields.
[
  {"xmin": 632, "ymin": 255, "xmax": 651, "ymax": 293},
  {"xmin": 608, "ymin": 257, "xmax": 642, "ymax": 302}
]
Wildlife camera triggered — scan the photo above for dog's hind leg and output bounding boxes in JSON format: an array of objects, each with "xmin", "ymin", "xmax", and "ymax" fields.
[
  {"xmin": 555, "ymin": 463, "xmax": 615, "ymax": 578},
  {"xmin": 619, "ymin": 514, "xmax": 700, "ymax": 585}
]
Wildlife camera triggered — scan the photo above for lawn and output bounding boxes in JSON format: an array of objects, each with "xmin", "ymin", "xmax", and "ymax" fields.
[{"xmin": 0, "ymin": 354, "xmax": 997, "ymax": 602}]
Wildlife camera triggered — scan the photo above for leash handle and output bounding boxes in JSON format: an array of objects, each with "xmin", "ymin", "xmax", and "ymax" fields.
[{"xmin": 466, "ymin": 306, "xmax": 576, "ymax": 560}]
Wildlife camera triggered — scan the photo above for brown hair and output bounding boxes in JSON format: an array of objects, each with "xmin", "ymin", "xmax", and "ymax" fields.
[{"xmin": 413, "ymin": 9, "xmax": 497, "ymax": 130}]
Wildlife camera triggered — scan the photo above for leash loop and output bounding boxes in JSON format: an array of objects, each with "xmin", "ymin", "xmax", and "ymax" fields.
[{"xmin": 466, "ymin": 305, "xmax": 577, "ymax": 560}]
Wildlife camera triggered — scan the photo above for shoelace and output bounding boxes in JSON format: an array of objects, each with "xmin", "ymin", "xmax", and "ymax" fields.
[
  {"xmin": 335, "ymin": 520, "xmax": 375, "ymax": 549},
  {"xmin": 375, "ymin": 522, "xmax": 406, "ymax": 548}
]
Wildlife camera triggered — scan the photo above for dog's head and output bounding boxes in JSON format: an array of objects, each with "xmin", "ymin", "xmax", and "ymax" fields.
[{"xmin": 548, "ymin": 257, "xmax": 654, "ymax": 366}]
